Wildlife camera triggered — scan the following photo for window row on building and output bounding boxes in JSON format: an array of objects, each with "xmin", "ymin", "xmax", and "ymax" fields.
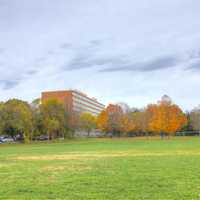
[{"xmin": 42, "ymin": 90, "xmax": 105, "ymax": 116}]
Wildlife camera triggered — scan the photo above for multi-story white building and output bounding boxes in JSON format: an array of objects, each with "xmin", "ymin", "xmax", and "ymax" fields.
[{"xmin": 42, "ymin": 90, "xmax": 105, "ymax": 116}]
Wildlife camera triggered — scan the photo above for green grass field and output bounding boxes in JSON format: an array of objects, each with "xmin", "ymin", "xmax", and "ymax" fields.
[{"xmin": 1, "ymin": 137, "xmax": 200, "ymax": 200}]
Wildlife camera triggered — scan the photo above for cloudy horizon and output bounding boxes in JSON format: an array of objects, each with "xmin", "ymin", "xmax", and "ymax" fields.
[{"xmin": 0, "ymin": 0, "xmax": 200, "ymax": 111}]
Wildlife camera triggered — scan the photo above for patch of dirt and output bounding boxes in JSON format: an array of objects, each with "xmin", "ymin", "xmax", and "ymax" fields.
[
  {"xmin": 40, "ymin": 164, "xmax": 92, "ymax": 173},
  {"xmin": 13, "ymin": 152, "xmax": 130, "ymax": 161},
  {"xmin": 12, "ymin": 150, "xmax": 200, "ymax": 161},
  {"xmin": 41, "ymin": 166, "xmax": 66, "ymax": 172}
]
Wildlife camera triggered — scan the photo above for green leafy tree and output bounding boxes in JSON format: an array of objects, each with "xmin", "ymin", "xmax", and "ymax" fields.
[
  {"xmin": 40, "ymin": 99, "xmax": 68, "ymax": 140},
  {"xmin": 79, "ymin": 112, "xmax": 97, "ymax": 136},
  {"xmin": 32, "ymin": 110, "xmax": 45, "ymax": 138},
  {"xmin": 0, "ymin": 99, "xmax": 33, "ymax": 142}
]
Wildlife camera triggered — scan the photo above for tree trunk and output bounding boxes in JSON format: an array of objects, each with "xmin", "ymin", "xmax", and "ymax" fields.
[
  {"xmin": 160, "ymin": 132, "xmax": 164, "ymax": 139},
  {"xmin": 87, "ymin": 130, "xmax": 90, "ymax": 137},
  {"xmin": 48, "ymin": 131, "xmax": 50, "ymax": 141}
]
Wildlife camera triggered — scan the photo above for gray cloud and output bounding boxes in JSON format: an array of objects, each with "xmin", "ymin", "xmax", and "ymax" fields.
[
  {"xmin": 66, "ymin": 54, "xmax": 96, "ymax": 70},
  {"xmin": 188, "ymin": 49, "xmax": 200, "ymax": 60},
  {"xmin": 0, "ymin": 66, "xmax": 41, "ymax": 90},
  {"xmin": 0, "ymin": 80, "xmax": 20, "ymax": 90},
  {"xmin": 89, "ymin": 40, "xmax": 102, "ymax": 46},
  {"xmin": 68, "ymin": 57, "xmax": 93, "ymax": 70},
  {"xmin": 65, "ymin": 53, "xmax": 129, "ymax": 71},
  {"xmin": 47, "ymin": 50, "xmax": 56, "ymax": 55},
  {"xmin": 99, "ymin": 55, "xmax": 180, "ymax": 73},
  {"xmin": 66, "ymin": 53, "xmax": 179, "ymax": 73},
  {"xmin": 187, "ymin": 60, "xmax": 200, "ymax": 70},
  {"xmin": 61, "ymin": 37, "xmax": 134, "ymax": 71},
  {"xmin": 26, "ymin": 69, "xmax": 38, "ymax": 75},
  {"xmin": 62, "ymin": 38, "xmax": 180, "ymax": 73},
  {"xmin": 60, "ymin": 42, "xmax": 72, "ymax": 49}
]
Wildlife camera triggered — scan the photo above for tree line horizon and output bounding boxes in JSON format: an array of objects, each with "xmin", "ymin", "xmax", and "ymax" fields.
[{"xmin": 0, "ymin": 94, "xmax": 200, "ymax": 142}]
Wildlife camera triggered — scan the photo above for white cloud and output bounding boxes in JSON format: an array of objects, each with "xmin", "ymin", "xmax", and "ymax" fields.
[{"xmin": 0, "ymin": 0, "xmax": 200, "ymax": 110}]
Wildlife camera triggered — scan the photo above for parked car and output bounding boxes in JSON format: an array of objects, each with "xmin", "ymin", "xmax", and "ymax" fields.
[
  {"xmin": 33, "ymin": 135, "xmax": 49, "ymax": 141},
  {"xmin": 0, "ymin": 135, "xmax": 14, "ymax": 143}
]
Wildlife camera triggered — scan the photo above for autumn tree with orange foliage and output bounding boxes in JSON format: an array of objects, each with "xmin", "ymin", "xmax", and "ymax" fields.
[
  {"xmin": 147, "ymin": 95, "xmax": 187, "ymax": 136},
  {"xmin": 120, "ymin": 113, "xmax": 136, "ymax": 135},
  {"xmin": 130, "ymin": 110, "xmax": 151, "ymax": 136},
  {"xmin": 97, "ymin": 110, "xmax": 108, "ymax": 133},
  {"xmin": 98, "ymin": 104, "xmax": 123, "ymax": 136},
  {"xmin": 98, "ymin": 96, "xmax": 187, "ymax": 137}
]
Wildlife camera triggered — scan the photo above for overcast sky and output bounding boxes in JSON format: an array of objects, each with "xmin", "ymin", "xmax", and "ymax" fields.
[{"xmin": 0, "ymin": 0, "xmax": 200, "ymax": 110}]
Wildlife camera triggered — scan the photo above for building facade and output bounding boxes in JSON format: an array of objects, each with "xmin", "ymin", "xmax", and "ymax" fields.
[{"xmin": 42, "ymin": 90, "xmax": 105, "ymax": 116}]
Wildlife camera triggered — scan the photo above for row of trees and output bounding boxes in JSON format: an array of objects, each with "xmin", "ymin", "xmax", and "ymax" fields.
[
  {"xmin": 0, "ymin": 98, "xmax": 98, "ymax": 142},
  {"xmin": 97, "ymin": 95, "xmax": 188, "ymax": 137},
  {"xmin": 0, "ymin": 99, "xmax": 67, "ymax": 142},
  {"xmin": 0, "ymin": 95, "xmax": 200, "ymax": 142}
]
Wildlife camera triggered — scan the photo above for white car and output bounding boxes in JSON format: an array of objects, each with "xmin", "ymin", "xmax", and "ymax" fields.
[{"xmin": 0, "ymin": 136, "xmax": 14, "ymax": 143}]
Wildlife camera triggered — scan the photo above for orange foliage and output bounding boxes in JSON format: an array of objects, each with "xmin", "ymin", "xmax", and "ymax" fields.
[
  {"xmin": 97, "ymin": 110, "xmax": 109, "ymax": 132},
  {"xmin": 120, "ymin": 114, "xmax": 136, "ymax": 134},
  {"xmin": 131, "ymin": 111, "xmax": 150, "ymax": 133},
  {"xmin": 106, "ymin": 104, "xmax": 123, "ymax": 115},
  {"xmin": 97, "ymin": 104, "xmax": 123, "ymax": 134},
  {"xmin": 147, "ymin": 101, "xmax": 187, "ymax": 135},
  {"xmin": 98, "ymin": 97, "xmax": 187, "ymax": 136}
]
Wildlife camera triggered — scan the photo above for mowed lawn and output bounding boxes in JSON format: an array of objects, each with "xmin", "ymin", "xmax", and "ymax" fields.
[{"xmin": 1, "ymin": 138, "xmax": 200, "ymax": 200}]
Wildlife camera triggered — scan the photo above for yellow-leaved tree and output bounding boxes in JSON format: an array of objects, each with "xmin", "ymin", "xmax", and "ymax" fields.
[
  {"xmin": 79, "ymin": 112, "xmax": 97, "ymax": 137},
  {"xmin": 147, "ymin": 95, "xmax": 187, "ymax": 136}
]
